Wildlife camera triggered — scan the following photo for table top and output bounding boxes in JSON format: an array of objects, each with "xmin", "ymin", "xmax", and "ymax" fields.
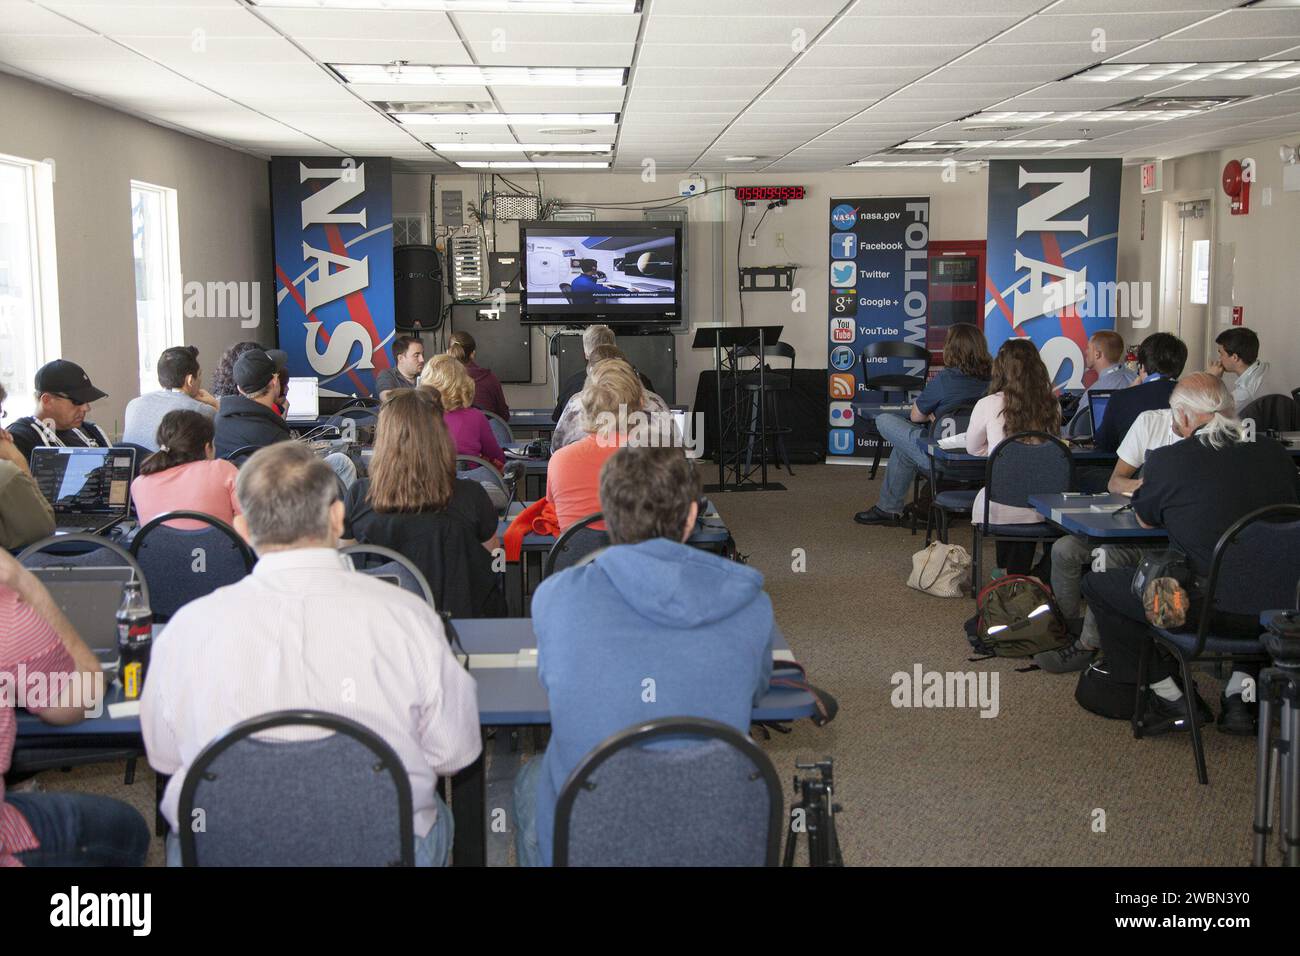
[
  {"xmin": 15, "ymin": 619, "xmax": 816, "ymax": 738},
  {"xmin": 507, "ymin": 409, "xmax": 557, "ymax": 431},
  {"xmin": 503, "ymin": 442, "xmax": 550, "ymax": 474},
  {"xmin": 925, "ymin": 439, "xmax": 1118, "ymax": 463},
  {"xmin": 1029, "ymin": 492, "xmax": 1170, "ymax": 541}
]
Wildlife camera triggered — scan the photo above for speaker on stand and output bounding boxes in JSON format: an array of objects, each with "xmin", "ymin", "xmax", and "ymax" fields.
[{"xmin": 394, "ymin": 244, "xmax": 444, "ymax": 337}]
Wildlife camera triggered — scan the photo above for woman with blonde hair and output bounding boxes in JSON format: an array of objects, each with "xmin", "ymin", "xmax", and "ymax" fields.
[
  {"xmin": 421, "ymin": 354, "xmax": 506, "ymax": 470},
  {"xmin": 546, "ymin": 358, "xmax": 644, "ymax": 531},
  {"xmin": 448, "ymin": 330, "xmax": 509, "ymax": 421},
  {"xmin": 343, "ymin": 388, "xmax": 504, "ymax": 617}
]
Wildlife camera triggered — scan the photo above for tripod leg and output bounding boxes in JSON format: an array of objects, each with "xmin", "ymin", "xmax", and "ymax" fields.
[
  {"xmin": 1253, "ymin": 686, "xmax": 1276, "ymax": 867},
  {"xmin": 782, "ymin": 806, "xmax": 799, "ymax": 867},
  {"xmin": 1285, "ymin": 697, "xmax": 1300, "ymax": 867}
]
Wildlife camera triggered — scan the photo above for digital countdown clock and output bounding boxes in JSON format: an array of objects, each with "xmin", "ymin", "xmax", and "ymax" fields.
[{"xmin": 734, "ymin": 185, "xmax": 806, "ymax": 202}]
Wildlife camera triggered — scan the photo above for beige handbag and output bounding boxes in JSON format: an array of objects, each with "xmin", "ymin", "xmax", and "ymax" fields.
[{"xmin": 907, "ymin": 541, "xmax": 972, "ymax": 598}]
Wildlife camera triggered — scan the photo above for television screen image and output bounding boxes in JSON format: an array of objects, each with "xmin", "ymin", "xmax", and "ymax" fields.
[{"xmin": 519, "ymin": 222, "xmax": 681, "ymax": 324}]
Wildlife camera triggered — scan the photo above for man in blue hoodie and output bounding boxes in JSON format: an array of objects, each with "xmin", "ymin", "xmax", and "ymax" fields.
[{"xmin": 512, "ymin": 444, "xmax": 775, "ymax": 866}]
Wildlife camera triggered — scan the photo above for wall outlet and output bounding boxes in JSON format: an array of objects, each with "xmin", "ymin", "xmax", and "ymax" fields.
[
  {"xmin": 776, "ymin": 232, "xmax": 784, "ymax": 247},
  {"xmin": 747, "ymin": 233, "xmax": 757, "ymax": 247}
]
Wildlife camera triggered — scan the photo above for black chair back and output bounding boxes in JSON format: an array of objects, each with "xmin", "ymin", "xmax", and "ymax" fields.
[
  {"xmin": 178, "ymin": 710, "xmax": 414, "ymax": 867},
  {"xmin": 481, "ymin": 410, "xmax": 513, "ymax": 447},
  {"xmin": 983, "ymin": 431, "xmax": 1074, "ymax": 522},
  {"xmin": 862, "ymin": 341, "xmax": 930, "ymax": 395},
  {"xmin": 224, "ymin": 445, "xmax": 262, "ymax": 467},
  {"xmin": 554, "ymin": 717, "xmax": 783, "ymax": 867},
  {"xmin": 340, "ymin": 543, "xmax": 436, "ymax": 607},
  {"xmin": 1240, "ymin": 394, "xmax": 1300, "ymax": 433},
  {"xmin": 927, "ymin": 400, "xmax": 982, "ymax": 484},
  {"xmin": 129, "ymin": 512, "xmax": 256, "ymax": 621},
  {"xmin": 544, "ymin": 512, "xmax": 609, "ymax": 578}
]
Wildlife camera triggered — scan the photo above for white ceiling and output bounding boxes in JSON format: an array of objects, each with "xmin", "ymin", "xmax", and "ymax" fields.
[{"xmin": 2, "ymin": 0, "xmax": 1300, "ymax": 172}]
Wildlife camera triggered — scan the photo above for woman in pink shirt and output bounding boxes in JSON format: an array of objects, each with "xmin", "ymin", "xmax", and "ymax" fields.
[
  {"xmin": 130, "ymin": 410, "xmax": 242, "ymax": 531},
  {"xmin": 421, "ymin": 355, "xmax": 507, "ymax": 508},
  {"xmin": 967, "ymin": 339, "xmax": 1063, "ymax": 576}
]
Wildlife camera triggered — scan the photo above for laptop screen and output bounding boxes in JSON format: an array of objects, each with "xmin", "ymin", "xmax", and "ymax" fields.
[
  {"xmin": 29, "ymin": 566, "xmax": 136, "ymax": 663},
  {"xmin": 285, "ymin": 377, "xmax": 320, "ymax": 421},
  {"xmin": 1088, "ymin": 390, "xmax": 1115, "ymax": 436},
  {"xmin": 31, "ymin": 447, "xmax": 134, "ymax": 514}
]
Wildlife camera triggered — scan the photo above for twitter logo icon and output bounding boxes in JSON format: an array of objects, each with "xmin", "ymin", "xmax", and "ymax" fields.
[{"xmin": 831, "ymin": 261, "xmax": 857, "ymax": 287}]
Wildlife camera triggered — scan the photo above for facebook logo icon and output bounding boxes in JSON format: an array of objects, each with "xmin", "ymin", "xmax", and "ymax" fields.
[
  {"xmin": 830, "ymin": 233, "xmax": 856, "ymax": 259},
  {"xmin": 828, "ymin": 428, "xmax": 855, "ymax": 456}
]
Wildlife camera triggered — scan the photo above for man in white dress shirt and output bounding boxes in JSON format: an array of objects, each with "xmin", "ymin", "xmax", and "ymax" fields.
[
  {"xmin": 1209, "ymin": 326, "xmax": 1273, "ymax": 413},
  {"xmin": 141, "ymin": 441, "xmax": 481, "ymax": 866}
]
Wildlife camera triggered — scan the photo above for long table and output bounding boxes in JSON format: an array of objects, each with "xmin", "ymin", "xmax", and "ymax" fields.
[
  {"xmin": 507, "ymin": 408, "xmax": 557, "ymax": 439},
  {"xmin": 925, "ymin": 439, "xmax": 1119, "ymax": 465},
  {"xmin": 14, "ymin": 617, "xmax": 816, "ymax": 867},
  {"xmin": 1029, "ymin": 492, "xmax": 1170, "ymax": 545}
]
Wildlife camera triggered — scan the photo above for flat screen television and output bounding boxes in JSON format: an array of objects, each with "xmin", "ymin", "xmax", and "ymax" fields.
[{"xmin": 518, "ymin": 221, "xmax": 682, "ymax": 325}]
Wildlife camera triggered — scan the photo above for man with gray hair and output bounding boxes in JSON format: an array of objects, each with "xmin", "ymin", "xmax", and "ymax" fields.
[
  {"xmin": 1079, "ymin": 373, "xmax": 1297, "ymax": 736},
  {"xmin": 551, "ymin": 324, "xmax": 617, "ymax": 422},
  {"xmin": 141, "ymin": 442, "xmax": 481, "ymax": 866}
]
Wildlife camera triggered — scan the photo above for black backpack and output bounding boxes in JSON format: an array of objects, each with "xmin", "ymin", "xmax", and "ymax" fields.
[{"xmin": 967, "ymin": 574, "xmax": 1068, "ymax": 658}]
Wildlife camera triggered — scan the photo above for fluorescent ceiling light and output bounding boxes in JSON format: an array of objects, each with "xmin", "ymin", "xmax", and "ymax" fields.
[
  {"xmin": 456, "ymin": 160, "xmax": 610, "ymax": 168},
  {"xmin": 894, "ymin": 139, "xmax": 1084, "ymax": 149},
  {"xmin": 430, "ymin": 142, "xmax": 612, "ymax": 151},
  {"xmin": 1071, "ymin": 60, "xmax": 1300, "ymax": 83},
  {"xmin": 965, "ymin": 109, "xmax": 1200, "ymax": 123},
  {"xmin": 252, "ymin": 1, "xmax": 639, "ymax": 12},
  {"xmin": 849, "ymin": 160, "xmax": 983, "ymax": 167},
  {"xmin": 725, "ymin": 155, "xmax": 760, "ymax": 161},
  {"xmin": 333, "ymin": 64, "xmax": 627, "ymax": 87},
  {"xmin": 395, "ymin": 112, "xmax": 618, "ymax": 126}
]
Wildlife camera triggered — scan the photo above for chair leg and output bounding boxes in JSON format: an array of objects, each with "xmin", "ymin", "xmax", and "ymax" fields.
[
  {"xmin": 868, "ymin": 441, "xmax": 883, "ymax": 480},
  {"xmin": 924, "ymin": 505, "xmax": 935, "ymax": 546},
  {"xmin": 1132, "ymin": 638, "xmax": 1152, "ymax": 740},
  {"xmin": 770, "ymin": 393, "xmax": 794, "ymax": 477},
  {"xmin": 1179, "ymin": 655, "xmax": 1210, "ymax": 785},
  {"xmin": 971, "ymin": 525, "xmax": 981, "ymax": 594}
]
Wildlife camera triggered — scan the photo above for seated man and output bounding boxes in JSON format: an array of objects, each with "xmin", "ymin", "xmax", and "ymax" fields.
[
  {"xmin": 8, "ymin": 360, "xmax": 110, "ymax": 462},
  {"xmin": 141, "ymin": 442, "xmax": 481, "ymax": 866},
  {"xmin": 122, "ymin": 345, "xmax": 219, "ymax": 450},
  {"xmin": 1, "ymin": 549, "xmax": 149, "ymax": 866},
  {"xmin": 1040, "ymin": 399, "xmax": 1183, "ymax": 673},
  {"xmin": 552, "ymin": 345, "xmax": 668, "ymax": 452},
  {"xmin": 1081, "ymin": 375, "xmax": 1298, "ymax": 735},
  {"xmin": 213, "ymin": 347, "xmax": 356, "ymax": 486},
  {"xmin": 1209, "ymin": 326, "xmax": 1272, "ymax": 413},
  {"xmin": 855, "ymin": 322, "xmax": 992, "ymax": 526},
  {"xmin": 552, "ymin": 324, "xmax": 615, "ymax": 422},
  {"xmin": 0, "ymin": 383, "xmax": 55, "ymax": 549},
  {"xmin": 1065, "ymin": 329, "xmax": 1138, "ymax": 438},
  {"xmin": 375, "ymin": 334, "xmax": 425, "ymax": 403},
  {"xmin": 513, "ymin": 444, "xmax": 775, "ymax": 866},
  {"xmin": 1092, "ymin": 332, "xmax": 1186, "ymax": 454}
]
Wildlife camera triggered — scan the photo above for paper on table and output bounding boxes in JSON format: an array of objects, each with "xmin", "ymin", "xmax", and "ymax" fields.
[
  {"xmin": 937, "ymin": 432, "xmax": 968, "ymax": 450},
  {"xmin": 107, "ymin": 700, "xmax": 141, "ymax": 719}
]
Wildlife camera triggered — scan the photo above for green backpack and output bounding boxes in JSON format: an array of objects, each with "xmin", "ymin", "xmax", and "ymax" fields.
[{"xmin": 968, "ymin": 575, "xmax": 1068, "ymax": 658}]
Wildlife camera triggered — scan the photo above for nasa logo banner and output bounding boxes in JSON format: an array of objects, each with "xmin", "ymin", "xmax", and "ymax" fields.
[
  {"xmin": 826, "ymin": 196, "xmax": 929, "ymax": 459},
  {"xmin": 983, "ymin": 159, "xmax": 1121, "ymax": 388},
  {"xmin": 271, "ymin": 156, "xmax": 395, "ymax": 398}
]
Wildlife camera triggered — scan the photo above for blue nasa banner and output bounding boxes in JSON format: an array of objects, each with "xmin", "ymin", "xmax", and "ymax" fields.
[
  {"xmin": 983, "ymin": 158, "xmax": 1122, "ymax": 389},
  {"xmin": 827, "ymin": 196, "xmax": 930, "ymax": 460},
  {"xmin": 271, "ymin": 156, "xmax": 396, "ymax": 399}
]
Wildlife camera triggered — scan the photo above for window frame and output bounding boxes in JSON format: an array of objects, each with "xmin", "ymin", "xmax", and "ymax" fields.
[{"xmin": 129, "ymin": 179, "xmax": 183, "ymax": 395}]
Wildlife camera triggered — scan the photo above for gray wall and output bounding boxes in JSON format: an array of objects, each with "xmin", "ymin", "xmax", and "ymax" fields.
[{"xmin": 0, "ymin": 71, "xmax": 274, "ymax": 435}]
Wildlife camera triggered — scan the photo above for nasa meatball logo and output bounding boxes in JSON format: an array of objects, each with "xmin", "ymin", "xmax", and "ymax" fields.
[{"xmin": 830, "ymin": 204, "xmax": 858, "ymax": 230}]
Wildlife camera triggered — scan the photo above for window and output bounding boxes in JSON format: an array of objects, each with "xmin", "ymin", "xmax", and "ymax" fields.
[
  {"xmin": 130, "ymin": 181, "xmax": 182, "ymax": 395},
  {"xmin": 1189, "ymin": 238, "xmax": 1210, "ymax": 305},
  {"xmin": 0, "ymin": 153, "xmax": 60, "ymax": 420}
]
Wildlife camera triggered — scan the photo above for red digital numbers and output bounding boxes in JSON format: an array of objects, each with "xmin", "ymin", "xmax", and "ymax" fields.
[{"xmin": 734, "ymin": 185, "xmax": 805, "ymax": 201}]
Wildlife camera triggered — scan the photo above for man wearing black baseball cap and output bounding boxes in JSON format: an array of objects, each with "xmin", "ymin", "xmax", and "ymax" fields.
[
  {"xmin": 9, "ymin": 359, "xmax": 111, "ymax": 462},
  {"xmin": 213, "ymin": 347, "xmax": 356, "ymax": 487},
  {"xmin": 212, "ymin": 348, "xmax": 291, "ymax": 460}
]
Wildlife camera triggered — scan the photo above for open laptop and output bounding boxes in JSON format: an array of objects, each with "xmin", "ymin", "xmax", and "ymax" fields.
[
  {"xmin": 1088, "ymin": 389, "xmax": 1117, "ymax": 438},
  {"xmin": 30, "ymin": 446, "xmax": 137, "ymax": 534},
  {"xmin": 285, "ymin": 376, "xmax": 321, "ymax": 423},
  {"xmin": 28, "ymin": 566, "xmax": 136, "ymax": 666}
]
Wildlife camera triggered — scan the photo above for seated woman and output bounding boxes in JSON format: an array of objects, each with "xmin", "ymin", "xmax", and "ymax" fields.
[
  {"xmin": 967, "ymin": 338, "xmax": 1063, "ymax": 576},
  {"xmin": 130, "ymin": 410, "xmax": 241, "ymax": 531},
  {"xmin": 552, "ymin": 344, "xmax": 673, "ymax": 451},
  {"xmin": 547, "ymin": 358, "xmax": 644, "ymax": 532},
  {"xmin": 420, "ymin": 354, "xmax": 508, "ymax": 508},
  {"xmin": 448, "ymin": 330, "xmax": 510, "ymax": 422},
  {"xmin": 344, "ymin": 388, "xmax": 504, "ymax": 618}
]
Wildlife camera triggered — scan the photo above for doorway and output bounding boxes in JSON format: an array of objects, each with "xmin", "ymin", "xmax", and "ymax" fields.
[{"xmin": 1159, "ymin": 196, "xmax": 1213, "ymax": 368}]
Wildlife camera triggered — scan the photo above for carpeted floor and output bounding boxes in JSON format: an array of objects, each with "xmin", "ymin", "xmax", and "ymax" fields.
[{"xmin": 31, "ymin": 463, "xmax": 1262, "ymax": 866}]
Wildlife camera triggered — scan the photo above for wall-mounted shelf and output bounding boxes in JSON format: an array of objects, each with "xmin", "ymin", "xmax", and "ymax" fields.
[{"xmin": 739, "ymin": 266, "xmax": 797, "ymax": 292}]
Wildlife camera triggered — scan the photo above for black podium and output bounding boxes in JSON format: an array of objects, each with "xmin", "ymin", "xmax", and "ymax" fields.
[{"xmin": 692, "ymin": 325, "xmax": 786, "ymax": 493}]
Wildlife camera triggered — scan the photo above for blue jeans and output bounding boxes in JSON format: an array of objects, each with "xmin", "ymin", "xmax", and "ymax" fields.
[
  {"xmin": 8, "ymin": 792, "xmax": 150, "ymax": 867},
  {"xmin": 512, "ymin": 758, "xmax": 545, "ymax": 867},
  {"xmin": 164, "ymin": 792, "xmax": 454, "ymax": 866},
  {"xmin": 324, "ymin": 452, "xmax": 358, "ymax": 489},
  {"xmin": 873, "ymin": 413, "xmax": 930, "ymax": 515}
]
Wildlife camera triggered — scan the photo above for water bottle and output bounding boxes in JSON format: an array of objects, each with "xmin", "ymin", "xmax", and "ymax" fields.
[{"xmin": 116, "ymin": 579, "xmax": 153, "ymax": 700}]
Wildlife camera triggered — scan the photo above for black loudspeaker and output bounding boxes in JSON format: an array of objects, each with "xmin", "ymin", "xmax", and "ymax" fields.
[
  {"xmin": 553, "ymin": 330, "xmax": 676, "ymax": 404},
  {"xmin": 394, "ymin": 244, "xmax": 443, "ymax": 332}
]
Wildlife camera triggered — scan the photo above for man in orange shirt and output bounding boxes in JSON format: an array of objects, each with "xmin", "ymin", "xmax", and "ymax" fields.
[{"xmin": 546, "ymin": 359, "xmax": 643, "ymax": 531}]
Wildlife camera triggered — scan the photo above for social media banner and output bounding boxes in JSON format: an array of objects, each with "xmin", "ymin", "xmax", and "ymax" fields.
[
  {"xmin": 984, "ymin": 159, "xmax": 1121, "ymax": 389},
  {"xmin": 826, "ymin": 196, "xmax": 930, "ymax": 459},
  {"xmin": 271, "ymin": 156, "xmax": 396, "ymax": 398}
]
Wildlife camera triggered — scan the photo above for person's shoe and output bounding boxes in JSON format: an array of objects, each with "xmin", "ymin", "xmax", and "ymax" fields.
[
  {"xmin": 1034, "ymin": 638, "xmax": 1097, "ymax": 674},
  {"xmin": 1139, "ymin": 688, "xmax": 1212, "ymax": 736},
  {"xmin": 854, "ymin": 506, "xmax": 901, "ymax": 527},
  {"xmin": 1217, "ymin": 692, "xmax": 1258, "ymax": 736}
]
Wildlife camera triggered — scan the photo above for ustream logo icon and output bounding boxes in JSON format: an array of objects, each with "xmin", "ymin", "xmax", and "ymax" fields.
[
  {"xmin": 829, "ymin": 428, "xmax": 855, "ymax": 456},
  {"xmin": 831, "ymin": 204, "xmax": 857, "ymax": 230},
  {"xmin": 829, "ymin": 373, "xmax": 855, "ymax": 399}
]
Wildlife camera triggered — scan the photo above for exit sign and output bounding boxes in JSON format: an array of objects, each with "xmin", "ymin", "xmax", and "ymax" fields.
[{"xmin": 1141, "ymin": 161, "xmax": 1163, "ymax": 193}]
